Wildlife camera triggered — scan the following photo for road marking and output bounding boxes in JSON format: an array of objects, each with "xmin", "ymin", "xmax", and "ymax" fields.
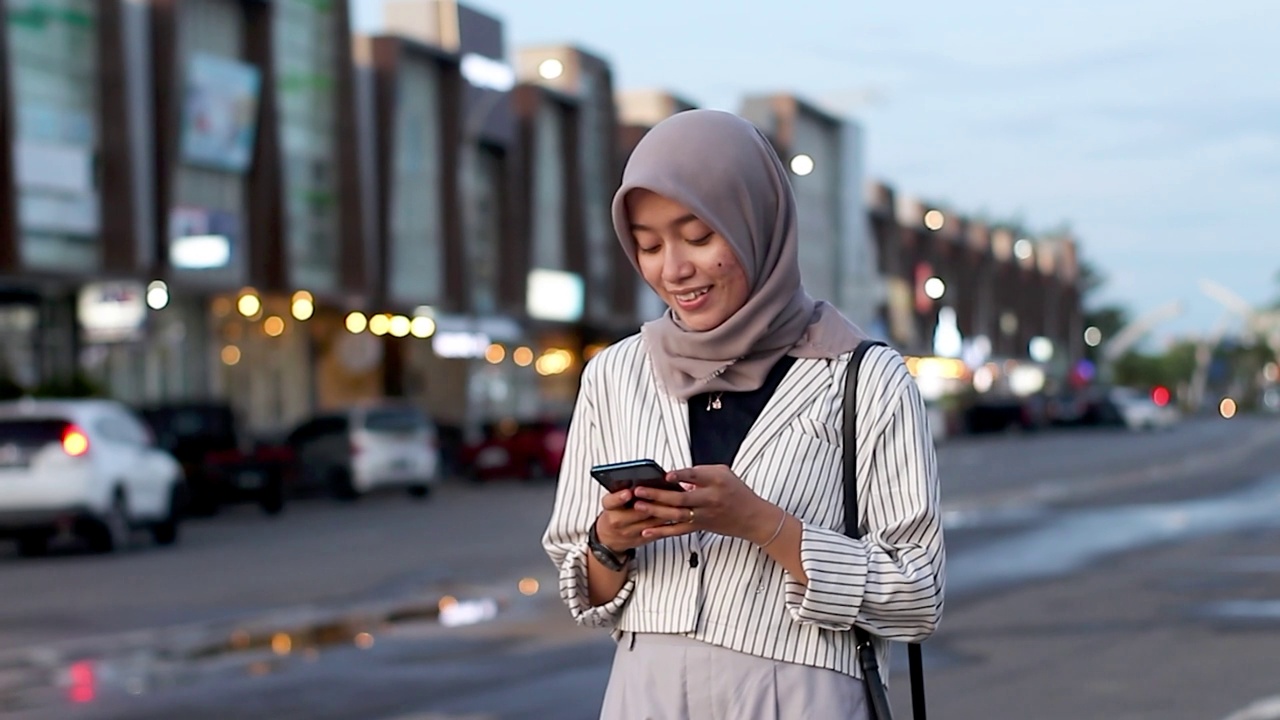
[{"xmin": 1222, "ymin": 695, "xmax": 1280, "ymax": 720}]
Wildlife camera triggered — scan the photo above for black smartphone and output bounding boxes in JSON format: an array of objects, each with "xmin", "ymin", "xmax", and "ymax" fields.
[{"xmin": 590, "ymin": 459, "xmax": 684, "ymax": 496}]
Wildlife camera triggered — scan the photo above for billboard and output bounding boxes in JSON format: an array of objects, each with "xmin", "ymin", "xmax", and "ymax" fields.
[
  {"xmin": 179, "ymin": 53, "xmax": 262, "ymax": 173},
  {"xmin": 168, "ymin": 206, "xmax": 239, "ymax": 269}
]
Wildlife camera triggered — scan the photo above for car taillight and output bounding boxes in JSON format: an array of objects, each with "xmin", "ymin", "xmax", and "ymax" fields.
[{"xmin": 62, "ymin": 426, "xmax": 90, "ymax": 457}]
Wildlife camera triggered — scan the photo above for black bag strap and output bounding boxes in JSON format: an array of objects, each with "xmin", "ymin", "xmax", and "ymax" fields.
[{"xmin": 843, "ymin": 340, "xmax": 926, "ymax": 720}]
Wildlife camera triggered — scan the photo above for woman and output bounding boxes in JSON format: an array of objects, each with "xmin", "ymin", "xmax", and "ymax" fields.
[{"xmin": 542, "ymin": 109, "xmax": 944, "ymax": 719}]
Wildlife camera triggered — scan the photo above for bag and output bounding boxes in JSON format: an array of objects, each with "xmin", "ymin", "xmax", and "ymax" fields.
[{"xmin": 843, "ymin": 340, "xmax": 927, "ymax": 720}]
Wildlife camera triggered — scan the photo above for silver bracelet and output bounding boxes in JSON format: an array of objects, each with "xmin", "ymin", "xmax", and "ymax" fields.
[{"xmin": 757, "ymin": 507, "xmax": 787, "ymax": 549}]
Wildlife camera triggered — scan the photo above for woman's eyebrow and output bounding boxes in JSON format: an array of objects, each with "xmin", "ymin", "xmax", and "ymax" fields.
[{"xmin": 630, "ymin": 214, "xmax": 701, "ymax": 233}]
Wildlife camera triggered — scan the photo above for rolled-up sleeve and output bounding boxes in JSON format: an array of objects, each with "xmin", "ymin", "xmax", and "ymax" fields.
[
  {"xmin": 541, "ymin": 361, "xmax": 636, "ymax": 628},
  {"xmin": 783, "ymin": 365, "xmax": 945, "ymax": 642}
]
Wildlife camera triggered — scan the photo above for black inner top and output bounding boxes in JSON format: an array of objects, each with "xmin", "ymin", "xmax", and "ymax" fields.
[{"xmin": 687, "ymin": 356, "xmax": 797, "ymax": 467}]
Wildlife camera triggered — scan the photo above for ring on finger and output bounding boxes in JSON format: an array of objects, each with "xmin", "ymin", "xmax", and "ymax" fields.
[{"xmin": 687, "ymin": 508, "xmax": 695, "ymax": 524}]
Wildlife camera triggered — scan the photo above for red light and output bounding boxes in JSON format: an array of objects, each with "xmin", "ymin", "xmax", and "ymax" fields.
[
  {"xmin": 62, "ymin": 427, "xmax": 90, "ymax": 456},
  {"xmin": 68, "ymin": 660, "xmax": 95, "ymax": 703},
  {"xmin": 1152, "ymin": 387, "xmax": 1171, "ymax": 407}
]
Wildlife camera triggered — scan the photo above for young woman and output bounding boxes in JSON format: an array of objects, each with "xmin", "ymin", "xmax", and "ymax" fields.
[{"xmin": 543, "ymin": 109, "xmax": 944, "ymax": 719}]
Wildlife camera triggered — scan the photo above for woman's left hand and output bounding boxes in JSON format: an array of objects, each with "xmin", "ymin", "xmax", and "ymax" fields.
[{"xmin": 631, "ymin": 465, "xmax": 775, "ymax": 543}]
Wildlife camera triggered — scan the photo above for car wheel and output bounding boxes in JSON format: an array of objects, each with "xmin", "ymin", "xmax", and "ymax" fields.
[
  {"xmin": 526, "ymin": 460, "xmax": 548, "ymax": 482},
  {"xmin": 407, "ymin": 484, "xmax": 431, "ymax": 500},
  {"xmin": 259, "ymin": 479, "xmax": 286, "ymax": 516},
  {"xmin": 330, "ymin": 468, "xmax": 361, "ymax": 501},
  {"xmin": 151, "ymin": 487, "xmax": 182, "ymax": 547},
  {"xmin": 88, "ymin": 491, "xmax": 131, "ymax": 554},
  {"xmin": 15, "ymin": 532, "xmax": 50, "ymax": 558}
]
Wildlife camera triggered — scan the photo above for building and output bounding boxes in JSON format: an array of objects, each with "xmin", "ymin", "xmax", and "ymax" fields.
[
  {"xmin": 615, "ymin": 89, "xmax": 698, "ymax": 324},
  {"xmin": 739, "ymin": 94, "xmax": 884, "ymax": 334},
  {"xmin": 1, "ymin": 1, "xmax": 154, "ymax": 399}
]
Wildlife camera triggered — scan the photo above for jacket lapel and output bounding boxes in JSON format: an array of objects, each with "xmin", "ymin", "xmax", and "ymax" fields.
[
  {"xmin": 654, "ymin": 370, "xmax": 694, "ymax": 473},
  {"xmin": 731, "ymin": 357, "xmax": 834, "ymax": 475}
]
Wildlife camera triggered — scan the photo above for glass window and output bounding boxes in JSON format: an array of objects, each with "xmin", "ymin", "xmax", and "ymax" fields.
[
  {"xmin": 274, "ymin": 0, "xmax": 340, "ymax": 292},
  {"xmin": 6, "ymin": 0, "xmax": 100, "ymax": 271},
  {"xmin": 362, "ymin": 408, "xmax": 428, "ymax": 433},
  {"xmin": 388, "ymin": 58, "xmax": 445, "ymax": 303}
]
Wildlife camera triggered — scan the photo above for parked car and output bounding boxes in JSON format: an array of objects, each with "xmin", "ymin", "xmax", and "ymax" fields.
[
  {"xmin": 286, "ymin": 402, "xmax": 440, "ymax": 500},
  {"xmin": 461, "ymin": 418, "xmax": 569, "ymax": 482},
  {"xmin": 1106, "ymin": 387, "xmax": 1180, "ymax": 431},
  {"xmin": 961, "ymin": 394, "xmax": 1048, "ymax": 434},
  {"xmin": 138, "ymin": 402, "xmax": 289, "ymax": 516},
  {"xmin": 0, "ymin": 398, "xmax": 185, "ymax": 556}
]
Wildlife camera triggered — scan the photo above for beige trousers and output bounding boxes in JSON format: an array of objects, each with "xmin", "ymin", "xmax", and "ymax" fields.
[{"xmin": 600, "ymin": 633, "xmax": 869, "ymax": 720}]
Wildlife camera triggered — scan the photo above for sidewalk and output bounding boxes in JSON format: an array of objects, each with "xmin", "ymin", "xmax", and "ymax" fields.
[{"xmin": 895, "ymin": 523, "xmax": 1280, "ymax": 720}]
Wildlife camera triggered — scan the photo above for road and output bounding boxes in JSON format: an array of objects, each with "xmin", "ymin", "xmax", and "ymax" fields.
[{"xmin": 2, "ymin": 416, "xmax": 1279, "ymax": 719}]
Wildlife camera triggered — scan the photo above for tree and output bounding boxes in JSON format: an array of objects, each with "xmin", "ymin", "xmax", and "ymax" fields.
[
  {"xmin": 1083, "ymin": 304, "xmax": 1129, "ymax": 364},
  {"xmin": 1112, "ymin": 342, "xmax": 1197, "ymax": 392}
]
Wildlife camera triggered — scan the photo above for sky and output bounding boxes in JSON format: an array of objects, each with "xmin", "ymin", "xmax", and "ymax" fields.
[{"xmin": 351, "ymin": 0, "xmax": 1279, "ymax": 345}]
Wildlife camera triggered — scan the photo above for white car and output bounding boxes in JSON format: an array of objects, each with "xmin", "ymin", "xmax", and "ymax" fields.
[
  {"xmin": 287, "ymin": 402, "xmax": 440, "ymax": 500},
  {"xmin": 1108, "ymin": 388, "xmax": 1179, "ymax": 431},
  {"xmin": 0, "ymin": 398, "xmax": 186, "ymax": 556}
]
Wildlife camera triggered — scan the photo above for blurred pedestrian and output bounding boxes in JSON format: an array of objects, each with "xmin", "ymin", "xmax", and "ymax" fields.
[{"xmin": 543, "ymin": 109, "xmax": 944, "ymax": 720}]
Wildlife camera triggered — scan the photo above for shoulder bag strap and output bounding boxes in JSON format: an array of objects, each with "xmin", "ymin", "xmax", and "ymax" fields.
[{"xmin": 843, "ymin": 340, "xmax": 926, "ymax": 720}]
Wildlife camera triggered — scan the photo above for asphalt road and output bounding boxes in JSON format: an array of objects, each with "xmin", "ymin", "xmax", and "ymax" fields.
[{"xmin": 2, "ymin": 415, "xmax": 1279, "ymax": 719}]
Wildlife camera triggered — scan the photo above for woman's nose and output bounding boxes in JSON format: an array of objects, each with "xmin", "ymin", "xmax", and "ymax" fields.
[{"xmin": 661, "ymin": 246, "xmax": 694, "ymax": 282}]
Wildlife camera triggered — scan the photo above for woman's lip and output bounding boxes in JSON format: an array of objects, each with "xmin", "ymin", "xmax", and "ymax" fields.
[{"xmin": 673, "ymin": 286, "xmax": 712, "ymax": 311}]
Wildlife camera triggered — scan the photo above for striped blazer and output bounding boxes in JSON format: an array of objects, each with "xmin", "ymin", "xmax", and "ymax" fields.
[{"xmin": 542, "ymin": 334, "xmax": 945, "ymax": 679}]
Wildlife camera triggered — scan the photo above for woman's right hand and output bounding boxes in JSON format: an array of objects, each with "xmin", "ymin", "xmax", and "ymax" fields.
[{"xmin": 595, "ymin": 489, "xmax": 669, "ymax": 552}]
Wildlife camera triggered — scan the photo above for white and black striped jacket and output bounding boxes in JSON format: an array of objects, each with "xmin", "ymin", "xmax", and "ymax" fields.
[{"xmin": 542, "ymin": 335, "xmax": 945, "ymax": 679}]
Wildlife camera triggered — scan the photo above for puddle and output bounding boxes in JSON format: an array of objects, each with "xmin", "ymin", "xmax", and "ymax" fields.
[
  {"xmin": 1196, "ymin": 600, "xmax": 1280, "ymax": 622},
  {"xmin": 0, "ymin": 586, "xmax": 519, "ymax": 715},
  {"xmin": 943, "ymin": 503, "xmax": 1049, "ymax": 531},
  {"xmin": 948, "ymin": 474, "xmax": 1280, "ymax": 597}
]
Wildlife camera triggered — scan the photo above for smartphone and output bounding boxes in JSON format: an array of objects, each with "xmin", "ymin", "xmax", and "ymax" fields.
[{"xmin": 590, "ymin": 459, "xmax": 684, "ymax": 496}]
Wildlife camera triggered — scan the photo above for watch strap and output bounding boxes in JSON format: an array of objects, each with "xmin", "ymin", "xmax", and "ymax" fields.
[{"xmin": 588, "ymin": 519, "xmax": 634, "ymax": 570}]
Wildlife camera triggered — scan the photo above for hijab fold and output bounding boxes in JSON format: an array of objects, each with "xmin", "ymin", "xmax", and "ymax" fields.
[{"xmin": 612, "ymin": 110, "xmax": 865, "ymax": 400}]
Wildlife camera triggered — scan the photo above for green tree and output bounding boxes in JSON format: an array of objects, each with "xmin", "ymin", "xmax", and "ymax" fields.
[
  {"xmin": 1083, "ymin": 305, "xmax": 1129, "ymax": 363},
  {"xmin": 1112, "ymin": 342, "xmax": 1197, "ymax": 391}
]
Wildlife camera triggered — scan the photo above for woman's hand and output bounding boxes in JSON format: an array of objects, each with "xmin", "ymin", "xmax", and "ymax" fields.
[
  {"xmin": 631, "ymin": 465, "xmax": 778, "ymax": 544},
  {"xmin": 594, "ymin": 488, "xmax": 673, "ymax": 552}
]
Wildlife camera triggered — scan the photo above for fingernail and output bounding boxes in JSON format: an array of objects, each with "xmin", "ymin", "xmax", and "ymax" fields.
[
  {"xmin": 634, "ymin": 488, "xmax": 648, "ymax": 498},
  {"xmin": 633, "ymin": 502, "xmax": 648, "ymax": 512}
]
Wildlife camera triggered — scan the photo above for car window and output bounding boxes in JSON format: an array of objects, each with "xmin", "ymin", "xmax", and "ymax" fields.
[
  {"xmin": 362, "ymin": 408, "xmax": 428, "ymax": 433},
  {"xmin": 119, "ymin": 412, "xmax": 154, "ymax": 447},
  {"xmin": 0, "ymin": 418, "xmax": 71, "ymax": 448},
  {"xmin": 288, "ymin": 415, "xmax": 348, "ymax": 445}
]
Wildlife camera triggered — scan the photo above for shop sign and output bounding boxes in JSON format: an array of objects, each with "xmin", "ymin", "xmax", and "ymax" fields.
[
  {"xmin": 526, "ymin": 269, "xmax": 583, "ymax": 323},
  {"xmin": 433, "ymin": 332, "xmax": 491, "ymax": 359},
  {"xmin": 78, "ymin": 281, "xmax": 147, "ymax": 343},
  {"xmin": 169, "ymin": 206, "xmax": 238, "ymax": 269}
]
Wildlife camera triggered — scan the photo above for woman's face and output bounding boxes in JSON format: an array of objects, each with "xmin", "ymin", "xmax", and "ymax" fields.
[{"xmin": 626, "ymin": 189, "xmax": 750, "ymax": 332}]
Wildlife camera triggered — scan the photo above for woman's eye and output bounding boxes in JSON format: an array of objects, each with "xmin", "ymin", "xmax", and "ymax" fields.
[
  {"xmin": 638, "ymin": 245, "xmax": 661, "ymax": 255},
  {"xmin": 686, "ymin": 233, "xmax": 713, "ymax": 245}
]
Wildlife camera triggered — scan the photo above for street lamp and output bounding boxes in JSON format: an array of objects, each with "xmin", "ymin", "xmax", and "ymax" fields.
[
  {"xmin": 923, "ymin": 276, "xmax": 946, "ymax": 300},
  {"xmin": 789, "ymin": 154, "xmax": 814, "ymax": 176}
]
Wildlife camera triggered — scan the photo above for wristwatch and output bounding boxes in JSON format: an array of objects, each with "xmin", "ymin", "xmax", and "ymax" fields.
[{"xmin": 588, "ymin": 520, "xmax": 635, "ymax": 571}]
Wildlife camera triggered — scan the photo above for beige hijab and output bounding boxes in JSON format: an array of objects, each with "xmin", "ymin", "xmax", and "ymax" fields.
[{"xmin": 612, "ymin": 109, "xmax": 865, "ymax": 400}]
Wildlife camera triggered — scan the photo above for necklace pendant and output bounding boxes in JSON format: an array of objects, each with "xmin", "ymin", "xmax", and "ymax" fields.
[{"xmin": 707, "ymin": 393, "xmax": 723, "ymax": 411}]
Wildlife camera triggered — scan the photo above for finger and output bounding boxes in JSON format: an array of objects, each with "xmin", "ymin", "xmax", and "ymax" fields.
[
  {"xmin": 639, "ymin": 520, "xmax": 698, "ymax": 542},
  {"xmin": 632, "ymin": 500, "xmax": 695, "ymax": 525},
  {"xmin": 599, "ymin": 488, "xmax": 634, "ymax": 511},
  {"xmin": 665, "ymin": 465, "xmax": 729, "ymax": 487},
  {"xmin": 631, "ymin": 485, "xmax": 692, "ymax": 507}
]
